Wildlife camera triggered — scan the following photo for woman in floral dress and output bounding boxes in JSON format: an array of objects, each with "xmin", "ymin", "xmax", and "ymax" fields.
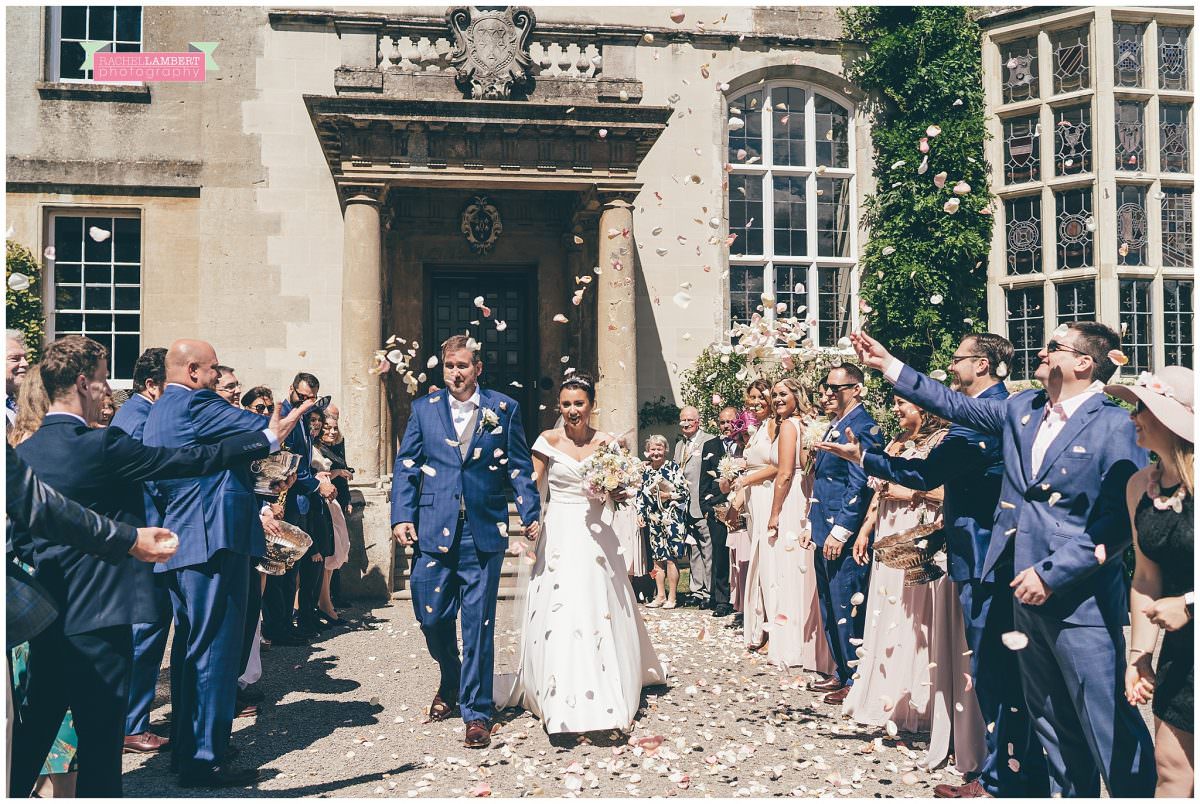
[{"xmin": 636, "ymin": 434, "xmax": 690, "ymax": 609}]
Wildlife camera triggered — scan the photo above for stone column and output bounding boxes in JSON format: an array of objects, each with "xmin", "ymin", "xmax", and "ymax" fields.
[
  {"xmin": 595, "ymin": 195, "xmax": 638, "ymax": 443},
  {"xmin": 340, "ymin": 185, "xmax": 385, "ymax": 481}
]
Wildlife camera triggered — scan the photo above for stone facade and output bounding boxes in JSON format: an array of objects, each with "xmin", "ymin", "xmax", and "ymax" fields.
[{"xmin": 6, "ymin": 5, "xmax": 870, "ymax": 598}]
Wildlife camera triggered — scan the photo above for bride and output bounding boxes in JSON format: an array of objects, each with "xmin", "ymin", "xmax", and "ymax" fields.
[{"xmin": 495, "ymin": 374, "xmax": 666, "ymax": 735}]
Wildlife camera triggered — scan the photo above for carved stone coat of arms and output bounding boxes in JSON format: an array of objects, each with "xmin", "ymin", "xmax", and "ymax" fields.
[{"xmin": 447, "ymin": 6, "xmax": 535, "ymax": 100}]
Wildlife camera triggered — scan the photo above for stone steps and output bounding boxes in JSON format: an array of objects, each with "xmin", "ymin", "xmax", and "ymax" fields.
[{"xmin": 391, "ymin": 504, "xmax": 527, "ymax": 600}]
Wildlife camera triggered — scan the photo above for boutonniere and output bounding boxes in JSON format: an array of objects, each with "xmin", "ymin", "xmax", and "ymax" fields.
[
  {"xmin": 498, "ymin": 400, "xmax": 508, "ymax": 411},
  {"xmin": 480, "ymin": 408, "xmax": 501, "ymax": 433}
]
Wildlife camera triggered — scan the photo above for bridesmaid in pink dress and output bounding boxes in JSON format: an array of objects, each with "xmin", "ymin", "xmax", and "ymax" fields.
[
  {"xmin": 763, "ymin": 379, "xmax": 835, "ymax": 676},
  {"xmin": 733, "ymin": 380, "xmax": 777, "ymax": 653},
  {"xmin": 839, "ymin": 398, "xmax": 984, "ymax": 775}
]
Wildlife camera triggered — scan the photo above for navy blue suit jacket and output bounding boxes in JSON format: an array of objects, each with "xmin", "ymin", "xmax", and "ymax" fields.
[
  {"xmin": 15, "ymin": 412, "xmax": 270, "ymax": 635},
  {"xmin": 862, "ymin": 381, "xmax": 1009, "ymax": 582},
  {"xmin": 109, "ymin": 393, "xmax": 162, "ymax": 526},
  {"xmin": 811, "ymin": 404, "xmax": 881, "ymax": 547},
  {"xmin": 144, "ymin": 385, "xmax": 276, "ymax": 572},
  {"xmin": 279, "ymin": 398, "xmax": 318, "ymax": 515},
  {"xmin": 391, "ymin": 387, "xmax": 540, "ymax": 554},
  {"xmin": 892, "ymin": 365, "xmax": 1147, "ymax": 626}
]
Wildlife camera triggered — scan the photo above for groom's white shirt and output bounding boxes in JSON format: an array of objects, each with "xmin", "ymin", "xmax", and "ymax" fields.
[{"xmin": 449, "ymin": 388, "xmax": 481, "ymax": 441}]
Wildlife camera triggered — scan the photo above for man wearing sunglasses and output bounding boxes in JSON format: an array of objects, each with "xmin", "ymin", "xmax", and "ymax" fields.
[
  {"xmin": 851, "ymin": 322, "xmax": 1154, "ymax": 798},
  {"xmin": 806, "ymin": 363, "xmax": 881, "ymax": 704}
]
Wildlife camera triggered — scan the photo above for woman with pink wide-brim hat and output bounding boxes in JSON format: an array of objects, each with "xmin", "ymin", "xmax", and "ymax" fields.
[{"xmin": 1106, "ymin": 365, "xmax": 1194, "ymax": 797}]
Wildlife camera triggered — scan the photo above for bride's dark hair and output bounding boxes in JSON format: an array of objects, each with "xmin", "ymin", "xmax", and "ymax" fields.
[{"xmin": 559, "ymin": 373, "xmax": 596, "ymax": 404}]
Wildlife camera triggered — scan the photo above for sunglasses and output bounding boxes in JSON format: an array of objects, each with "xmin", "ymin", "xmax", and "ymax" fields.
[
  {"xmin": 820, "ymin": 382, "xmax": 860, "ymax": 394},
  {"xmin": 1046, "ymin": 339, "xmax": 1087, "ymax": 357},
  {"xmin": 251, "ymin": 403, "xmax": 274, "ymax": 414},
  {"xmin": 1133, "ymin": 400, "xmax": 1148, "ymax": 415}
]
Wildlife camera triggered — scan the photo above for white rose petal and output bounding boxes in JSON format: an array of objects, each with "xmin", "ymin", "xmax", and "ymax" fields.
[{"xmin": 1001, "ymin": 631, "xmax": 1029, "ymax": 651}]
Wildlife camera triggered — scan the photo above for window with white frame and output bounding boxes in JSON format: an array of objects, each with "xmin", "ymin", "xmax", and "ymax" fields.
[
  {"xmin": 1006, "ymin": 286, "xmax": 1044, "ymax": 381},
  {"xmin": 47, "ymin": 6, "xmax": 142, "ymax": 82},
  {"xmin": 48, "ymin": 212, "xmax": 142, "ymax": 385},
  {"xmin": 1163, "ymin": 280, "xmax": 1194, "ymax": 368},
  {"xmin": 1119, "ymin": 278, "xmax": 1153, "ymax": 374},
  {"xmin": 726, "ymin": 81, "xmax": 856, "ymax": 345}
]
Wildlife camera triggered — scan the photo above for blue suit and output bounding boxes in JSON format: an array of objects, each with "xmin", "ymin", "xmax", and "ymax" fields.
[
  {"xmin": 892, "ymin": 364, "xmax": 1156, "ymax": 797},
  {"xmin": 143, "ymin": 384, "xmax": 275, "ymax": 773},
  {"xmin": 391, "ymin": 387, "xmax": 540, "ymax": 722},
  {"xmin": 111, "ymin": 393, "xmax": 176, "ymax": 738},
  {"xmin": 809, "ymin": 403, "xmax": 880, "ymax": 685},
  {"xmin": 861, "ymin": 381, "xmax": 1048, "ymax": 796}
]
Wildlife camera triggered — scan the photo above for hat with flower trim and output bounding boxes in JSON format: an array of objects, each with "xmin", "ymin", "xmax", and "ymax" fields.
[{"xmin": 1105, "ymin": 366, "xmax": 1194, "ymax": 443}]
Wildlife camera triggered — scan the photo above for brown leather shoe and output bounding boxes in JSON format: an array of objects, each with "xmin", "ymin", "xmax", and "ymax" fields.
[
  {"xmin": 124, "ymin": 731, "xmax": 170, "ymax": 753},
  {"xmin": 429, "ymin": 693, "xmax": 458, "ymax": 722},
  {"xmin": 807, "ymin": 676, "xmax": 844, "ymax": 693},
  {"xmin": 933, "ymin": 780, "xmax": 993, "ymax": 798},
  {"xmin": 464, "ymin": 719, "xmax": 491, "ymax": 749},
  {"xmin": 823, "ymin": 686, "xmax": 850, "ymax": 704}
]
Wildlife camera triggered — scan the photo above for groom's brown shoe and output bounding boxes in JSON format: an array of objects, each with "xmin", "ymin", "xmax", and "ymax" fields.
[
  {"xmin": 428, "ymin": 693, "xmax": 458, "ymax": 722},
  {"xmin": 464, "ymin": 720, "xmax": 491, "ymax": 749},
  {"xmin": 807, "ymin": 676, "xmax": 843, "ymax": 693},
  {"xmin": 933, "ymin": 780, "xmax": 993, "ymax": 798}
]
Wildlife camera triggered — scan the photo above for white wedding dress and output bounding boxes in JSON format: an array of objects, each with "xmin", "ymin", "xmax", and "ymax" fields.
[{"xmin": 494, "ymin": 435, "xmax": 667, "ymax": 734}]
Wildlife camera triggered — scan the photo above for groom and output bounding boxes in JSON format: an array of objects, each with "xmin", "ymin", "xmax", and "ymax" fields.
[{"xmin": 391, "ymin": 335, "xmax": 541, "ymax": 748}]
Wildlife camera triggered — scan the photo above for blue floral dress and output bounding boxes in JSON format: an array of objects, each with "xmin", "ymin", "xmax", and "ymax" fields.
[{"xmin": 636, "ymin": 461, "xmax": 689, "ymax": 561}]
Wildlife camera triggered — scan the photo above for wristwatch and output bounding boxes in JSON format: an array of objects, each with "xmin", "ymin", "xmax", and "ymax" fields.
[{"xmin": 1185, "ymin": 591, "xmax": 1194, "ymax": 619}]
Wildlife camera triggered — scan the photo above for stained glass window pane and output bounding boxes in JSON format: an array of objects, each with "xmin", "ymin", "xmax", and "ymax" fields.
[
  {"xmin": 1005, "ymin": 195, "xmax": 1042, "ymax": 275},
  {"xmin": 1114, "ymin": 100, "xmax": 1145, "ymax": 171},
  {"xmin": 1055, "ymin": 105, "xmax": 1091, "ymax": 175},
  {"xmin": 1002, "ymin": 38, "xmax": 1039, "ymax": 104},
  {"xmin": 1115, "ymin": 185, "xmax": 1148, "ymax": 267},
  {"xmin": 728, "ymin": 90, "xmax": 763, "ymax": 164},
  {"xmin": 1159, "ymin": 26, "xmax": 1190, "ymax": 91},
  {"xmin": 1056, "ymin": 281, "xmax": 1096, "ymax": 324},
  {"xmin": 816, "ymin": 178, "xmax": 851, "ymax": 258},
  {"xmin": 728, "ymin": 174, "xmax": 764, "ymax": 256},
  {"xmin": 729, "ymin": 265, "xmax": 764, "ymax": 328},
  {"xmin": 1162, "ymin": 189, "xmax": 1193, "ymax": 268},
  {"xmin": 1113, "ymin": 22, "xmax": 1145, "ymax": 87},
  {"xmin": 1006, "ymin": 286, "xmax": 1044, "ymax": 380},
  {"xmin": 770, "ymin": 87, "xmax": 806, "ymax": 167},
  {"xmin": 1159, "ymin": 104, "xmax": 1190, "ymax": 174},
  {"xmin": 815, "ymin": 94, "xmax": 850, "ymax": 169},
  {"xmin": 1055, "ymin": 188, "xmax": 1093, "ymax": 269},
  {"xmin": 772, "ymin": 176, "xmax": 808, "ymax": 256},
  {"xmin": 818, "ymin": 266, "xmax": 852, "ymax": 348},
  {"xmin": 1164, "ymin": 280, "xmax": 1194, "ymax": 369},
  {"xmin": 1052, "ymin": 26, "xmax": 1090, "ymax": 94},
  {"xmin": 1119, "ymin": 279, "xmax": 1153, "ymax": 373},
  {"xmin": 1004, "ymin": 115, "xmax": 1040, "ymax": 184}
]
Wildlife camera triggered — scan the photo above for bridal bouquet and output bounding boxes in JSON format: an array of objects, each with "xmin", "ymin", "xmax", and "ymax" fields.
[
  {"xmin": 800, "ymin": 416, "xmax": 831, "ymax": 474},
  {"xmin": 581, "ymin": 440, "xmax": 643, "ymax": 507},
  {"xmin": 716, "ymin": 455, "xmax": 748, "ymax": 484}
]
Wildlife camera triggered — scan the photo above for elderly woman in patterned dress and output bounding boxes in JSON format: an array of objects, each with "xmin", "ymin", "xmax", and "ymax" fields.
[{"xmin": 636, "ymin": 434, "xmax": 690, "ymax": 609}]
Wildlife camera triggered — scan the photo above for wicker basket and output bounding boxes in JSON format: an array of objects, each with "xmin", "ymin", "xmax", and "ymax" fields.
[
  {"xmin": 874, "ymin": 522, "xmax": 946, "ymax": 571},
  {"xmin": 904, "ymin": 563, "xmax": 946, "ymax": 587}
]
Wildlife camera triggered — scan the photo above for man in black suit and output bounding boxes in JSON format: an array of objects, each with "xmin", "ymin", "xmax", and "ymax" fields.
[
  {"xmin": 698, "ymin": 406, "xmax": 743, "ymax": 618},
  {"xmin": 10, "ymin": 336, "xmax": 303, "ymax": 797}
]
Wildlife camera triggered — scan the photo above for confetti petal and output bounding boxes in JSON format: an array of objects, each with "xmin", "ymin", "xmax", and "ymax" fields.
[{"xmin": 1001, "ymin": 631, "xmax": 1029, "ymax": 651}]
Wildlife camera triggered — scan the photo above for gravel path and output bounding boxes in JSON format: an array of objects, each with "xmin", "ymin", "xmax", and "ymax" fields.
[{"xmin": 122, "ymin": 598, "xmax": 1151, "ymax": 797}]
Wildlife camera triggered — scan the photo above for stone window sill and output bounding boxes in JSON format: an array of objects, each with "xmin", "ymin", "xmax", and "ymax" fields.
[{"xmin": 36, "ymin": 81, "xmax": 151, "ymax": 104}]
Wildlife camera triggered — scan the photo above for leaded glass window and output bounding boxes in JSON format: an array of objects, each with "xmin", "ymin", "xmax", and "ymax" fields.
[
  {"xmin": 1056, "ymin": 188, "xmax": 1094, "ymax": 269},
  {"xmin": 771, "ymin": 87, "xmax": 805, "ymax": 167},
  {"xmin": 1158, "ymin": 26, "xmax": 1189, "ymax": 91},
  {"xmin": 816, "ymin": 178, "xmax": 852, "ymax": 258},
  {"xmin": 1002, "ymin": 38, "xmax": 1039, "ymax": 104},
  {"xmin": 1006, "ymin": 286, "xmax": 1044, "ymax": 380},
  {"xmin": 1006, "ymin": 195, "xmax": 1042, "ymax": 275},
  {"xmin": 1004, "ymin": 115, "xmax": 1040, "ymax": 184},
  {"xmin": 815, "ymin": 95, "xmax": 850, "ymax": 168},
  {"xmin": 1119, "ymin": 279, "xmax": 1153, "ymax": 373},
  {"xmin": 1115, "ymin": 185, "xmax": 1148, "ymax": 266},
  {"xmin": 1162, "ymin": 189, "xmax": 1193, "ymax": 268},
  {"xmin": 1056, "ymin": 280, "xmax": 1096, "ymax": 324},
  {"xmin": 727, "ymin": 90, "xmax": 762, "ymax": 164},
  {"xmin": 1052, "ymin": 26, "xmax": 1090, "ymax": 94},
  {"xmin": 49, "ymin": 212, "xmax": 142, "ymax": 383},
  {"xmin": 1159, "ymin": 104, "xmax": 1190, "ymax": 174},
  {"xmin": 773, "ymin": 265, "xmax": 807, "ymax": 320},
  {"xmin": 729, "ymin": 265, "xmax": 763, "ymax": 327},
  {"xmin": 1113, "ymin": 22, "xmax": 1145, "ymax": 88},
  {"xmin": 772, "ymin": 176, "xmax": 807, "ymax": 256},
  {"xmin": 1164, "ymin": 280, "xmax": 1194, "ymax": 369},
  {"xmin": 1114, "ymin": 101, "xmax": 1145, "ymax": 171},
  {"xmin": 729, "ymin": 174, "xmax": 763, "ymax": 256},
  {"xmin": 1055, "ymin": 105, "xmax": 1091, "ymax": 175},
  {"xmin": 818, "ymin": 266, "xmax": 852, "ymax": 347}
]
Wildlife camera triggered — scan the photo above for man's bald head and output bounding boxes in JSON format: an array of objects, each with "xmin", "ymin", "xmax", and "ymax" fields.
[{"xmin": 165, "ymin": 339, "xmax": 221, "ymax": 391}]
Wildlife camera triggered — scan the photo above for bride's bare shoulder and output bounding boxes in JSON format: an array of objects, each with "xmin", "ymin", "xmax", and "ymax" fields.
[{"xmin": 537, "ymin": 428, "xmax": 565, "ymax": 450}]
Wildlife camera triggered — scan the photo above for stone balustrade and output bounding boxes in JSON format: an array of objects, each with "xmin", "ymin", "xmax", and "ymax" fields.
[{"xmin": 377, "ymin": 32, "xmax": 603, "ymax": 79}]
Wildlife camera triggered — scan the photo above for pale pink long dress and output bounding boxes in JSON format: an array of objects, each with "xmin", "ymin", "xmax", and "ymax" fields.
[
  {"xmin": 741, "ymin": 422, "xmax": 776, "ymax": 648},
  {"xmin": 841, "ymin": 438, "xmax": 985, "ymax": 774},
  {"xmin": 766, "ymin": 418, "xmax": 835, "ymax": 674}
]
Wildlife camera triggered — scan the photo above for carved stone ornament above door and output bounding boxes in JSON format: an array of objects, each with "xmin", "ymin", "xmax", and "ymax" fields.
[
  {"xmin": 461, "ymin": 195, "xmax": 503, "ymax": 254},
  {"xmin": 446, "ymin": 6, "xmax": 536, "ymax": 100}
]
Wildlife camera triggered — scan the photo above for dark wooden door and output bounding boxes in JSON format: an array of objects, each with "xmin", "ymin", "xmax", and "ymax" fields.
[{"xmin": 428, "ymin": 267, "xmax": 538, "ymax": 437}]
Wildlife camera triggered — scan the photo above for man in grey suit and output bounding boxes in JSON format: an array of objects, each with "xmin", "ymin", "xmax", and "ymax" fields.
[{"xmin": 673, "ymin": 406, "xmax": 714, "ymax": 608}]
